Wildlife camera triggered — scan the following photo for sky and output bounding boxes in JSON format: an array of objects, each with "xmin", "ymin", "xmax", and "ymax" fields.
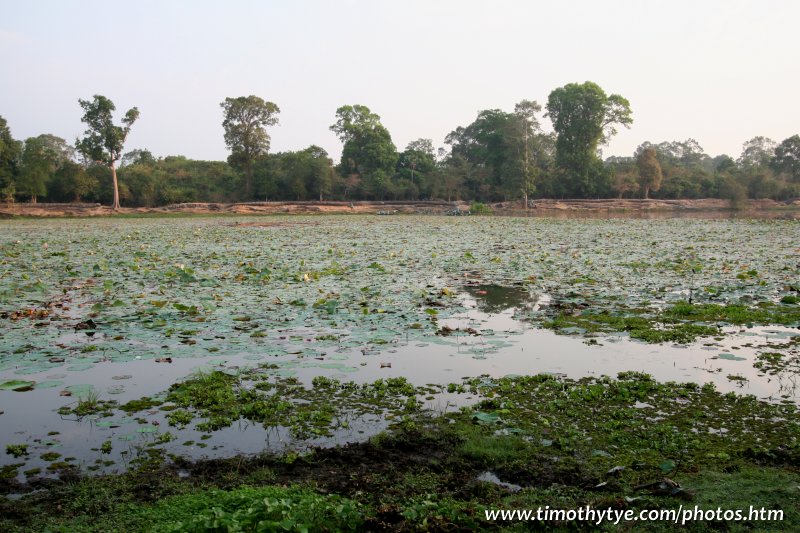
[{"xmin": 1, "ymin": 0, "xmax": 798, "ymax": 163}]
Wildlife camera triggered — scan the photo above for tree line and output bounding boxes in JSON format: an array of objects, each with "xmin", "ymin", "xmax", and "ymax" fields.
[{"xmin": 1, "ymin": 82, "xmax": 798, "ymax": 208}]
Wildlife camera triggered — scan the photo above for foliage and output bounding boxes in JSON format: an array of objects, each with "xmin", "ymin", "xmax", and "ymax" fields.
[
  {"xmin": 469, "ymin": 201, "xmax": 492, "ymax": 215},
  {"xmin": 169, "ymin": 486, "xmax": 364, "ymax": 532},
  {"xmin": 636, "ymin": 147, "xmax": 663, "ymax": 199},
  {"xmin": 76, "ymin": 94, "xmax": 139, "ymax": 209},
  {"xmin": 444, "ymin": 101, "xmax": 548, "ymax": 202},
  {"xmin": 4, "ymin": 373, "xmax": 800, "ymax": 531},
  {"xmin": 0, "ymin": 115, "xmax": 22, "ymax": 192},
  {"xmin": 395, "ymin": 138, "xmax": 436, "ymax": 199},
  {"xmin": 2, "ymin": 91, "xmax": 798, "ymax": 204},
  {"xmin": 330, "ymin": 104, "xmax": 398, "ymax": 199},
  {"xmin": 220, "ymin": 95, "xmax": 280, "ymax": 199},
  {"xmin": 16, "ymin": 134, "xmax": 73, "ymax": 202},
  {"xmin": 772, "ymin": 134, "xmax": 800, "ymax": 182},
  {"xmin": 546, "ymin": 81, "xmax": 632, "ymax": 197},
  {"xmin": 5, "ymin": 443, "xmax": 29, "ymax": 458},
  {"xmin": 49, "ymin": 160, "xmax": 98, "ymax": 202}
]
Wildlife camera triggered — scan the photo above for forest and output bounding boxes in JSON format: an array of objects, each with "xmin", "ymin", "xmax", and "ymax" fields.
[{"xmin": 1, "ymin": 81, "xmax": 798, "ymax": 207}]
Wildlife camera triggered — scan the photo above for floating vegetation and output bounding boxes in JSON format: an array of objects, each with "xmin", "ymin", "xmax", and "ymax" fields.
[
  {"xmin": 1, "ymin": 215, "xmax": 799, "ymax": 478},
  {"xmin": 0, "ymin": 380, "xmax": 35, "ymax": 392},
  {"xmin": 454, "ymin": 372, "xmax": 800, "ymax": 476},
  {"xmin": 133, "ymin": 370, "xmax": 422, "ymax": 439}
]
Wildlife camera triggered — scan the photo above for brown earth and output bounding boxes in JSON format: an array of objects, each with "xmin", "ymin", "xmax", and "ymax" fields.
[{"xmin": 1, "ymin": 198, "xmax": 799, "ymax": 218}]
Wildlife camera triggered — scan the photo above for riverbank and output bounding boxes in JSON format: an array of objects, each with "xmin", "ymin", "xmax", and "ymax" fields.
[{"xmin": 1, "ymin": 198, "xmax": 799, "ymax": 218}]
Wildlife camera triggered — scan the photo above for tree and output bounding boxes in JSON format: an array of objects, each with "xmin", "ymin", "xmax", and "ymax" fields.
[
  {"xmin": 303, "ymin": 145, "xmax": 336, "ymax": 201},
  {"xmin": 269, "ymin": 146, "xmax": 335, "ymax": 201},
  {"xmin": 546, "ymin": 82, "xmax": 632, "ymax": 197},
  {"xmin": 771, "ymin": 135, "xmax": 800, "ymax": 182},
  {"xmin": 76, "ymin": 95, "xmax": 139, "ymax": 209},
  {"xmin": 511, "ymin": 100, "xmax": 543, "ymax": 207},
  {"xmin": 397, "ymin": 139, "xmax": 436, "ymax": 199},
  {"xmin": 18, "ymin": 135, "xmax": 73, "ymax": 202},
  {"xmin": 738, "ymin": 136, "xmax": 776, "ymax": 170},
  {"xmin": 220, "ymin": 96, "xmax": 280, "ymax": 200},
  {"xmin": 636, "ymin": 147, "xmax": 663, "ymax": 199},
  {"xmin": 330, "ymin": 105, "xmax": 397, "ymax": 199},
  {"xmin": 0, "ymin": 116, "xmax": 22, "ymax": 197},
  {"xmin": 17, "ymin": 134, "xmax": 73, "ymax": 202},
  {"xmin": 18, "ymin": 142, "xmax": 48, "ymax": 203},
  {"xmin": 121, "ymin": 149, "xmax": 156, "ymax": 167},
  {"xmin": 444, "ymin": 102, "xmax": 547, "ymax": 203},
  {"xmin": 50, "ymin": 160, "xmax": 98, "ymax": 202}
]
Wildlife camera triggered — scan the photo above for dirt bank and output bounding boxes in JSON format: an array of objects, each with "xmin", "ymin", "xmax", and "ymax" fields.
[{"xmin": 1, "ymin": 198, "xmax": 798, "ymax": 218}]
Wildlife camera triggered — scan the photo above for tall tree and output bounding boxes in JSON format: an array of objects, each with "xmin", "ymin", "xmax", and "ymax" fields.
[
  {"xmin": 0, "ymin": 116, "xmax": 22, "ymax": 200},
  {"xmin": 771, "ymin": 135, "xmax": 800, "ymax": 182},
  {"xmin": 546, "ymin": 82, "xmax": 632, "ymax": 197},
  {"xmin": 636, "ymin": 147, "xmax": 663, "ymax": 199},
  {"xmin": 330, "ymin": 105, "xmax": 397, "ymax": 199},
  {"xmin": 76, "ymin": 95, "xmax": 139, "ymax": 209},
  {"xmin": 511, "ymin": 100, "xmax": 543, "ymax": 207},
  {"xmin": 220, "ymin": 96, "xmax": 280, "ymax": 200}
]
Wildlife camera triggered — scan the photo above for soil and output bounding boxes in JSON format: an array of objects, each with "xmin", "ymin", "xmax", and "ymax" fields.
[{"xmin": 1, "ymin": 198, "xmax": 799, "ymax": 218}]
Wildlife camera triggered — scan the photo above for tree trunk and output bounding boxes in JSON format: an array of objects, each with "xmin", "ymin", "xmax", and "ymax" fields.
[
  {"xmin": 111, "ymin": 162, "xmax": 120, "ymax": 210},
  {"xmin": 643, "ymin": 186, "xmax": 650, "ymax": 200}
]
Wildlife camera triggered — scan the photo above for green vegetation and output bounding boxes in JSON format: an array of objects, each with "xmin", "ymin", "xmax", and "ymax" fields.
[
  {"xmin": 470, "ymin": 201, "xmax": 493, "ymax": 215},
  {"xmin": 3, "ymin": 373, "xmax": 798, "ymax": 531},
  {"xmin": 76, "ymin": 95, "xmax": 140, "ymax": 210},
  {"xmin": 154, "ymin": 370, "xmax": 420, "ymax": 438},
  {"xmin": 0, "ymin": 216, "xmax": 798, "ymax": 530},
  {"xmin": 5, "ymin": 444, "xmax": 28, "ymax": 458},
  {"xmin": 545, "ymin": 301, "xmax": 800, "ymax": 343},
  {"xmin": 220, "ymin": 95, "xmax": 280, "ymax": 199},
  {"xmin": 1, "ymin": 83, "xmax": 798, "ymax": 207},
  {"xmin": 664, "ymin": 301, "xmax": 800, "ymax": 325},
  {"xmin": 546, "ymin": 81, "xmax": 633, "ymax": 198}
]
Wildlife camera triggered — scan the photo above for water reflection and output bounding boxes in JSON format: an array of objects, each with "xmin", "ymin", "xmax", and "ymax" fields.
[
  {"xmin": 1, "ymin": 284, "xmax": 798, "ymax": 479},
  {"xmin": 462, "ymin": 284, "xmax": 534, "ymax": 314}
]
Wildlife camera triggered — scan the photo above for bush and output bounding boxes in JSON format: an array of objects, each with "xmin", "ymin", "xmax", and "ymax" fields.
[{"xmin": 469, "ymin": 201, "xmax": 492, "ymax": 215}]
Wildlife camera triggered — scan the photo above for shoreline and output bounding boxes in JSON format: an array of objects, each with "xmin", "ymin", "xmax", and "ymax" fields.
[{"xmin": 0, "ymin": 197, "xmax": 799, "ymax": 218}]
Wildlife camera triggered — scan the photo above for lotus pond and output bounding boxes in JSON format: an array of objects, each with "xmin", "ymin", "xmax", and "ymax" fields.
[{"xmin": 1, "ymin": 215, "xmax": 798, "ymax": 483}]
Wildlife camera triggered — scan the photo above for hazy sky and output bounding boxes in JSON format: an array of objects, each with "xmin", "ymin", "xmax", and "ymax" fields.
[{"xmin": 2, "ymin": 0, "xmax": 798, "ymax": 162}]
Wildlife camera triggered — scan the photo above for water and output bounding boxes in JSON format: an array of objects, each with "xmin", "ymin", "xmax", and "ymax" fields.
[
  {"xmin": 1, "ymin": 284, "xmax": 797, "ymax": 481},
  {"xmin": 1, "ymin": 215, "xmax": 798, "ymax": 480}
]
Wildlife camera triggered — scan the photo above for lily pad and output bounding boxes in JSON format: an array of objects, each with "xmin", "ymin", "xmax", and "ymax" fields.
[
  {"xmin": 472, "ymin": 411, "xmax": 501, "ymax": 424},
  {"xmin": 34, "ymin": 380, "xmax": 64, "ymax": 389},
  {"xmin": 0, "ymin": 380, "xmax": 36, "ymax": 391},
  {"xmin": 716, "ymin": 353, "xmax": 746, "ymax": 361}
]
